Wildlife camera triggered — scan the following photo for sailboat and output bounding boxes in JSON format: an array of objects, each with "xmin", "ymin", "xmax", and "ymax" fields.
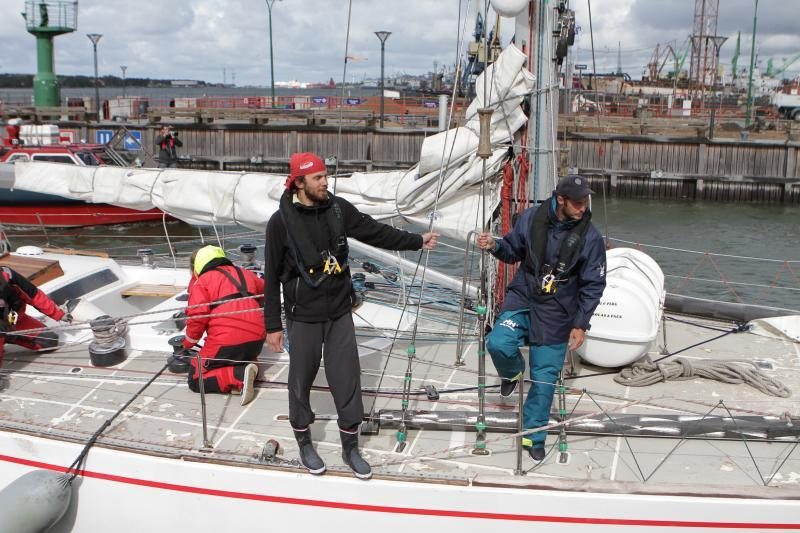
[{"xmin": 0, "ymin": 1, "xmax": 798, "ymax": 531}]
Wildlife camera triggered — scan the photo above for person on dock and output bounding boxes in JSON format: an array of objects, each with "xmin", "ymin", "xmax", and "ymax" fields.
[
  {"xmin": 155, "ymin": 126, "xmax": 183, "ymax": 168},
  {"xmin": 0, "ymin": 266, "xmax": 68, "ymax": 366},
  {"xmin": 476, "ymin": 175, "xmax": 606, "ymax": 463},
  {"xmin": 182, "ymin": 246, "xmax": 265, "ymax": 406},
  {"xmin": 263, "ymin": 151, "xmax": 439, "ymax": 479}
]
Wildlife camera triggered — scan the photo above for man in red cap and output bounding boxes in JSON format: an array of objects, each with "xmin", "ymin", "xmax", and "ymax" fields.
[{"xmin": 264, "ymin": 151, "xmax": 439, "ymax": 479}]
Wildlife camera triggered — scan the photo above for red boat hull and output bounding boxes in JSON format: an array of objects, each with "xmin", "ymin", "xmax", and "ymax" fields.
[{"xmin": 0, "ymin": 205, "xmax": 167, "ymax": 228}]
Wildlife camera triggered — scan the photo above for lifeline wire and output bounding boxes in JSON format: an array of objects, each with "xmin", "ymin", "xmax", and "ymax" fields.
[
  {"xmin": 365, "ymin": 0, "xmax": 475, "ymax": 423},
  {"xmin": 332, "ymin": 0, "xmax": 353, "ymax": 189}
]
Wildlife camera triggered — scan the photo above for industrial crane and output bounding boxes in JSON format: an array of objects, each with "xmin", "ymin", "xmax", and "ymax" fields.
[
  {"xmin": 647, "ymin": 43, "xmax": 679, "ymax": 81},
  {"xmin": 459, "ymin": 9, "xmax": 502, "ymax": 98},
  {"xmin": 665, "ymin": 38, "xmax": 691, "ymax": 79},
  {"xmin": 767, "ymin": 52, "xmax": 800, "ymax": 79},
  {"xmin": 731, "ymin": 32, "xmax": 741, "ymax": 79}
]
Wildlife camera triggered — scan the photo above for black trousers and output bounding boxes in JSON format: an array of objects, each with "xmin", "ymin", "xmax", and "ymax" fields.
[{"xmin": 287, "ymin": 313, "xmax": 363, "ymax": 431}]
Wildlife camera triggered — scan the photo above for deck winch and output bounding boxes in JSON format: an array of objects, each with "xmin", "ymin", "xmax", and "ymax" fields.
[
  {"xmin": 88, "ymin": 314, "xmax": 128, "ymax": 367},
  {"xmin": 167, "ymin": 334, "xmax": 192, "ymax": 373}
]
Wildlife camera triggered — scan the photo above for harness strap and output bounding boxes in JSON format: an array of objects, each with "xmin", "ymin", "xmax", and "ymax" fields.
[
  {"xmin": 0, "ymin": 269, "xmax": 20, "ymax": 332},
  {"xmin": 277, "ymin": 195, "xmax": 349, "ymax": 289},
  {"xmin": 525, "ymin": 201, "xmax": 591, "ymax": 293},
  {"xmin": 0, "ymin": 267, "xmax": 22, "ymax": 312},
  {"xmin": 209, "ymin": 267, "xmax": 255, "ymax": 310}
]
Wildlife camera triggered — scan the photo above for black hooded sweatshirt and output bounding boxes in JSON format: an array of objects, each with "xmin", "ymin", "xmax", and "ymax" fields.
[{"xmin": 264, "ymin": 192, "xmax": 422, "ymax": 332}]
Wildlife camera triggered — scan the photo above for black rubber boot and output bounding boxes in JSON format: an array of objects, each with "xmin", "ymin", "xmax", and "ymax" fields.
[
  {"xmin": 499, "ymin": 378, "xmax": 518, "ymax": 397},
  {"xmin": 527, "ymin": 445, "xmax": 546, "ymax": 463},
  {"xmin": 499, "ymin": 371, "xmax": 522, "ymax": 398},
  {"xmin": 294, "ymin": 428, "xmax": 326, "ymax": 475},
  {"xmin": 340, "ymin": 430, "xmax": 372, "ymax": 480}
]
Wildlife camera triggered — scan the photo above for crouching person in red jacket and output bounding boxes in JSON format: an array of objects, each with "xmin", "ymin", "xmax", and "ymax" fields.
[
  {"xmin": 183, "ymin": 246, "xmax": 266, "ymax": 406},
  {"xmin": 0, "ymin": 266, "xmax": 68, "ymax": 366}
]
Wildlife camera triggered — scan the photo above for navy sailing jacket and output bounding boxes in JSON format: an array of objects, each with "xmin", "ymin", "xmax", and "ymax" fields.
[{"xmin": 492, "ymin": 195, "xmax": 607, "ymax": 345}]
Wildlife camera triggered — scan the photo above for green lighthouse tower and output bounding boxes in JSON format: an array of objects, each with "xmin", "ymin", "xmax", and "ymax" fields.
[{"xmin": 22, "ymin": 1, "xmax": 78, "ymax": 107}]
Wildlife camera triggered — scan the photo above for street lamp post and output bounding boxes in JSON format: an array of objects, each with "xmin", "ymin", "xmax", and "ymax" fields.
[
  {"xmin": 120, "ymin": 65, "xmax": 128, "ymax": 98},
  {"xmin": 374, "ymin": 31, "xmax": 391, "ymax": 128},
  {"xmin": 87, "ymin": 33, "xmax": 102, "ymax": 121},
  {"xmin": 708, "ymin": 36, "xmax": 727, "ymax": 140},
  {"xmin": 266, "ymin": 0, "xmax": 282, "ymax": 108},
  {"xmin": 745, "ymin": 0, "xmax": 759, "ymax": 129}
]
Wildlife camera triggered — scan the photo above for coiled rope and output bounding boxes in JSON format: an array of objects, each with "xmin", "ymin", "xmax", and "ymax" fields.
[{"xmin": 614, "ymin": 356, "xmax": 791, "ymax": 398}]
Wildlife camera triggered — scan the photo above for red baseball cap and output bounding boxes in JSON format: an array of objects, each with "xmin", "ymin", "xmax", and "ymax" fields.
[{"xmin": 284, "ymin": 152, "xmax": 326, "ymax": 190}]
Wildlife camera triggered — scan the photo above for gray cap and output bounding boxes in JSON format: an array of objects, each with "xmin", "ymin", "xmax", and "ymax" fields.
[{"xmin": 555, "ymin": 175, "xmax": 594, "ymax": 199}]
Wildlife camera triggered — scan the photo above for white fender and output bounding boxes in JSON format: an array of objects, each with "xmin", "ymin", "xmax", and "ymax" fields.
[{"xmin": 0, "ymin": 470, "xmax": 72, "ymax": 533}]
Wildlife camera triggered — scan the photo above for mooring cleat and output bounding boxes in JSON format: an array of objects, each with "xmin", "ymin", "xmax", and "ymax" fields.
[{"xmin": 424, "ymin": 385, "xmax": 440, "ymax": 400}]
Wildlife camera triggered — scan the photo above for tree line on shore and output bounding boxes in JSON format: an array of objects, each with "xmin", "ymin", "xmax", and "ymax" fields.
[{"xmin": 0, "ymin": 73, "xmax": 210, "ymax": 89}]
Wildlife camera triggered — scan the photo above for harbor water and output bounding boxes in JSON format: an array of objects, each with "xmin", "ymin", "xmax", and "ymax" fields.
[{"xmin": 7, "ymin": 199, "xmax": 798, "ymax": 312}]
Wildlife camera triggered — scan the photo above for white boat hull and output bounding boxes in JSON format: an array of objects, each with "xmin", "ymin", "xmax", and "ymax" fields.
[{"xmin": 1, "ymin": 432, "xmax": 796, "ymax": 533}]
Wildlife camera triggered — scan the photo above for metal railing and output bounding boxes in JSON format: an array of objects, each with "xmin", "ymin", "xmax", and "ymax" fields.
[{"xmin": 23, "ymin": 0, "xmax": 78, "ymax": 32}]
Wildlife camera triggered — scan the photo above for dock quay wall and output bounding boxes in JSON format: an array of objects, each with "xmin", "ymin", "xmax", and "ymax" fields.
[
  {"xmin": 568, "ymin": 134, "xmax": 800, "ymax": 204},
  {"xmin": 70, "ymin": 124, "xmax": 800, "ymax": 205}
]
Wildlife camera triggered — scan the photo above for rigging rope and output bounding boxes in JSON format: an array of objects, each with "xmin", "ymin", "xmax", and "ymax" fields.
[
  {"xmin": 365, "ymin": 0, "xmax": 477, "ymax": 441},
  {"xmin": 65, "ymin": 362, "xmax": 170, "ymax": 482}
]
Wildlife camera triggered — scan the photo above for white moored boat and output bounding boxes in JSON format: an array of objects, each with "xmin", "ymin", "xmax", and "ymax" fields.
[
  {"xmin": 0, "ymin": 239, "xmax": 798, "ymax": 532},
  {"xmin": 1, "ymin": 1, "xmax": 799, "ymax": 531}
]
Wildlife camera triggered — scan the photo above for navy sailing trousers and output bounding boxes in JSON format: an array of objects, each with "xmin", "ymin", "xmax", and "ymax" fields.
[{"xmin": 487, "ymin": 309, "xmax": 568, "ymax": 448}]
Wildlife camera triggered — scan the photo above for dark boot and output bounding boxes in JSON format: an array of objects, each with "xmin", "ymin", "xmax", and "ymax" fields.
[
  {"xmin": 528, "ymin": 446, "xmax": 546, "ymax": 462},
  {"xmin": 340, "ymin": 429, "xmax": 372, "ymax": 480},
  {"xmin": 522, "ymin": 436, "xmax": 546, "ymax": 463},
  {"xmin": 293, "ymin": 428, "xmax": 326, "ymax": 475},
  {"xmin": 499, "ymin": 371, "xmax": 522, "ymax": 397}
]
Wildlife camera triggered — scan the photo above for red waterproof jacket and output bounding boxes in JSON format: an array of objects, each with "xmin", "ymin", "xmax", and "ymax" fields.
[
  {"xmin": 0, "ymin": 267, "xmax": 64, "ymax": 326},
  {"xmin": 183, "ymin": 263, "xmax": 265, "ymax": 356}
]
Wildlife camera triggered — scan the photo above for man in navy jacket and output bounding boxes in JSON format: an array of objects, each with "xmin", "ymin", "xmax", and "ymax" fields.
[{"xmin": 477, "ymin": 175, "xmax": 606, "ymax": 462}]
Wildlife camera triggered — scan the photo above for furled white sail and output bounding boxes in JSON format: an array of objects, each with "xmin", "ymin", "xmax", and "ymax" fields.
[{"xmin": 12, "ymin": 45, "xmax": 534, "ymax": 241}]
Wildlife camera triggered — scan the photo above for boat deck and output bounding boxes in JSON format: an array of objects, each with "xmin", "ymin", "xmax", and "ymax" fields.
[{"xmin": 2, "ymin": 303, "xmax": 798, "ymax": 495}]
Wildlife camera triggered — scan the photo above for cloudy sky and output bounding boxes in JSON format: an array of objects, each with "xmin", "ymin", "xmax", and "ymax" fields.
[{"xmin": 1, "ymin": 0, "xmax": 798, "ymax": 86}]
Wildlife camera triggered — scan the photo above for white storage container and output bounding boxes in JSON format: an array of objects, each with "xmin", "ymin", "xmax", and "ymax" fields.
[
  {"xmin": 577, "ymin": 247, "xmax": 665, "ymax": 368},
  {"xmin": 20, "ymin": 124, "xmax": 60, "ymax": 145},
  {"xmin": 174, "ymin": 98, "xmax": 197, "ymax": 109}
]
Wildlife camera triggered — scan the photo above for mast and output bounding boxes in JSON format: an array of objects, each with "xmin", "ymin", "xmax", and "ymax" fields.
[{"xmin": 514, "ymin": 0, "xmax": 560, "ymax": 201}]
